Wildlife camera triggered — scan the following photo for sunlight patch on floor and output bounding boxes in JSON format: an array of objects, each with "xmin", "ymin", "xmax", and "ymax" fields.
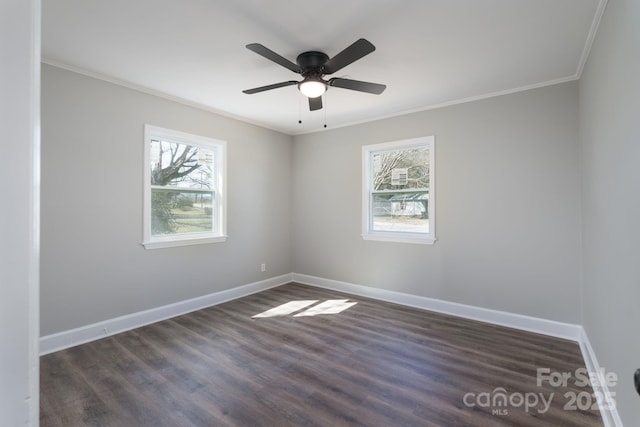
[
  {"xmin": 252, "ymin": 299, "xmax": 358, "ymax": 318},
  {"xmin": 293, "ymin": 299, "xmax": 358, "ymax": 317},
  {"xmin": 252, "ymin": 300, "xmax": 318, "ymax": 318}
]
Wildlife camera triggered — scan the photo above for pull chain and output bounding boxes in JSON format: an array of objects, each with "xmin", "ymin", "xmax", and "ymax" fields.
[{"xmin": 323, "ymin": 93, "xmax": 327, "ymax": 128}]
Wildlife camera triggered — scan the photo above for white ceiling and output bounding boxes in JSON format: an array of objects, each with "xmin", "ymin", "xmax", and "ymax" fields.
[{"xmin": 42, "ymin": 0, "xmax": 605, "ymax": 135}]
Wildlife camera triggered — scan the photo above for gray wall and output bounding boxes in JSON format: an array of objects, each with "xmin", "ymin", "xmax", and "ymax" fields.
[
  {"xmin": 1, "ymin": 0, "xmax": 39, "ymax": 424},
  {"xmin": 579, "ymin": 0, "xmax": 640, "ymax": 424},
  {"xmin": 292, "ymin": 82, "xmax": 582, "ymax": 323},
  {"xmin": 41, "ymin": 65, "xmax": 293, "ymax": 335}
]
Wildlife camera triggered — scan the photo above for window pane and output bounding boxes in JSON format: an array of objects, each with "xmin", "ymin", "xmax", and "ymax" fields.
[
  {"xmin": 149, "ymin": 140, "xmax": 214, "ymax": 189},
  {"xmin": 372, "ymin": 146, "xmax": 429, "ymax": 191},
  {"xmin": 370, "ymin": 145, "xmax": 430, "ymax": 234},
  {"xmin": 151, "ymin": 189, "xmax": 214, "ymax": 236},
  {"xmin": 149, "ymin": 138, "xmax": 216, "ymax": 237},
  {"xmin": 372, "ymin": 192, "xmax": 429, "ymax": 233}
]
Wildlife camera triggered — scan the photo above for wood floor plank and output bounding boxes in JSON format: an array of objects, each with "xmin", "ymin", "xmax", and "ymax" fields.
[{"xmin": 41, "ymin": 283, "xmax": 603, "ymax": 426}]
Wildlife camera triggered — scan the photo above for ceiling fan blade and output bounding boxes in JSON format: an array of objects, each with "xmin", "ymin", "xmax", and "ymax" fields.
[
  {"xmin": 308, "ymin": 96, "xmax": 323, "ymax": 111},
  {"xmin": 328, "ymin": 78, "xmax": 386, "ymax": 95},
  {"xmin": 323, "ymin": 39, "xmax": 376, "ymax": 74},
  {"xmin": 246, "ymin": 43, "xmax": 301, "ymax": 73},
  {"xmin": 243, "ymin": 81, "xmax": 298, "ymax": 94}
]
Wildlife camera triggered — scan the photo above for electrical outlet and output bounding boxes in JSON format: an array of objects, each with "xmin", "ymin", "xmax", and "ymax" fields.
[{"xmin": 260, "ymin": 263, "xmax": 266, "ymax": 272}]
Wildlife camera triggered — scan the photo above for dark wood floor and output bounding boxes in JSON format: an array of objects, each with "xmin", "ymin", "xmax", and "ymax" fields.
[{"xmin": 41, "ymin": 283, "xmax": 603, "ymax": 426}]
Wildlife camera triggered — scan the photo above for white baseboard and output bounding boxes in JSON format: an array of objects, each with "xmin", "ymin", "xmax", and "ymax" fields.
[
  {"xmin": 39, "ymin": 272, "xmax": 582, "ymax": 354},
  {"xmin": 579, "ymin": 328, "xmax": 624, "ymax": 427},
  {"xmin": 39, "ymin": 273, "xmax": 293, "ymax": 355},
  {"xmin": 39, "ymin": 271, "xmax": 622, "ymax": 425},
  {"xmin": 292, "ymin": 273, "xmax": 583, "ymax": 341}
]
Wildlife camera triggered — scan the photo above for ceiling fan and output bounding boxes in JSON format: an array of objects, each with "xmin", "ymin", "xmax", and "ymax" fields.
[{"xmin": 242, "ymin": 38, "xmax": 386, "ymax": 111}]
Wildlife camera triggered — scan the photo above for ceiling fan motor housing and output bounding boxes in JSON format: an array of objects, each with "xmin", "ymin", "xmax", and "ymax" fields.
[{"xmin": 296, "ymin": 51, "xmax": 330, "ymax": 77}]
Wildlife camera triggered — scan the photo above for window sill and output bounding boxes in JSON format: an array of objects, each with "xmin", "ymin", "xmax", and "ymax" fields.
[
  {"xmin": 142, "ymin": 235, "xmax": 227, "ymax": 250},
  {"xmin": 362, "ymin": 233, "xmax": 436, "ymax": 245}
]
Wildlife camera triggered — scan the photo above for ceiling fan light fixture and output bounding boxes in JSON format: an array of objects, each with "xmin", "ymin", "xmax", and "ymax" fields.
[{"xmin": 298, "ymin": 79, "xmax": 326, "ymax": 98}]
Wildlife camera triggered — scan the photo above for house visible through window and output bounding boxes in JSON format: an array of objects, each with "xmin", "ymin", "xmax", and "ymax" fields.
[
  {"xmin": 362, "ymin": 136, "xmax": 435, "ymax": 244},
  {"xmin": 143, "ymin": 125, "xmax": 226, "ymax": 249}
]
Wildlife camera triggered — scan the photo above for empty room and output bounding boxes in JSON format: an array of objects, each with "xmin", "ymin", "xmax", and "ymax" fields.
[{"xmin": 2, "ymin": 0, "xmax": 639, "ymax": 426}]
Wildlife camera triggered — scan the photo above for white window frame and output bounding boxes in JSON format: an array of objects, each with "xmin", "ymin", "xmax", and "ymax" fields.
[
  {"xmin": 143, "ymin": 125, "xmax": 227, "ymax": 249},
  {"xmin": 362, "ymin": 136, "xmax": 435, "ymax": 245}
]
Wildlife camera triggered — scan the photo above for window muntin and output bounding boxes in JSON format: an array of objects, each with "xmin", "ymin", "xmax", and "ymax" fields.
[
  {"xmin": 143, "ymin": 125, "xmax": 226, "ymax": 249},
  {"xmin": 363, "ymin": 137, "xmax": 435, "ymax": 244}
]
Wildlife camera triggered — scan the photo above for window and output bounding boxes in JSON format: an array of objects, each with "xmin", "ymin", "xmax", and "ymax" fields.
[
  {"xmin": 143, "ymin": 125, "xmax": 226, "ymax": 249},
  {"xmin": 362, "ymin": 136, "xmax": 435, "ymax": 244}
]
